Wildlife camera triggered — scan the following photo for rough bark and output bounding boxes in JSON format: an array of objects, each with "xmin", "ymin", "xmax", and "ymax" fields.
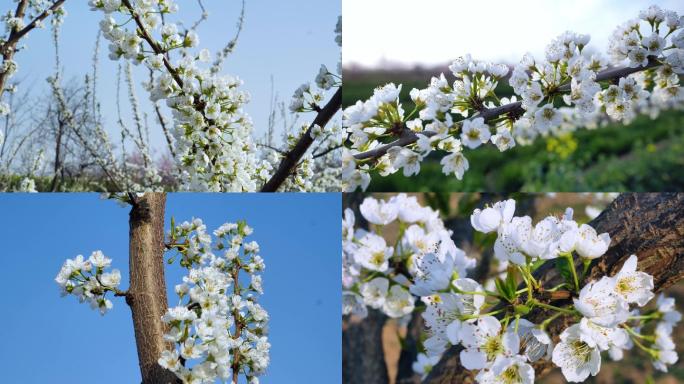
[
  {"xmin": 261, "ymin": 87, "xmax": 342, "ymax": 192},
  {"xmin": 343, "ymin": 309, "xmax": 390, "ymax": 384},
  {"xmin": 127, "ymin": 193, "xmax": 180, "ymax": 384},
  {"xmin": 396, "ymin": 311, "xmax": 424, "ymax": 384},
  {"xmin": 424, "ymin": 193, "xmax": 684, "ymax": 383}
]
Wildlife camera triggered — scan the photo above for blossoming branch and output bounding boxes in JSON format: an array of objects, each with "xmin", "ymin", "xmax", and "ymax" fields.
[
  {"xmin": 342, "ymin": 5, "xmax": 684, "ymax": 191},
  {"xmin": 342, "ymin": 194, "xmax": 682, "ymax": 383}
]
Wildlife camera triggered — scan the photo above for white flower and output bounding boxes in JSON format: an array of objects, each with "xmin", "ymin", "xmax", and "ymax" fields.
[
  {"xmin": 440, "ymin": 151, "xmax": 469, "ymax": 179},
  {"xmin": 475, "ymin": 355, "xmax": 534, "ymax": 384},
  {"xmin": 448, "ymin": 278, "xmax": 486, "ymax": 322},
  {"xmin": 343, "ymin": 292, "xmax": 368, "ymax": 318},
  {"xmin": 88, "ymin": 250, "xmax": 112, "ymax": 268},
  {"xmin": 642, "ymin": 33, "xmax": 665, "ymax": 56},
  {"xmin": 490, "ymin": 127, "xmax": 516, "ymax": 152},
  {"xmin": 612, "ymin": 254, "xmax": 654, "ymax": 306},
  {"xmin": 359, "ymin": 196, "xmax": 398, "ymax": 225},
  {"xmin": 493, "ymin": 216, "xmax": 530, "ymax": 265},
  {"xmin": 387, "ymin": 147, "xmax": 422, "ymax": 177},
  {"xmin": 354, "ymin": 232, "xmax": 393, "ymax": 272},
  {"xmin": 521, "ymin": 82, "xmax": 544, "ymax": 109},
  {"xmin": 514, "ymin": 216, "xmax": 563, "ymax": 260},
  {"xmin": 652, "ymin": 321, "xmax": 679, "ymax": 372},
  {"xmin": 656, "ymin": 294, "xmax": 682, "ymax": 330},
  {"xmin": 158, "ymin": 349, "xmax": 181, "ymax": 371},
  {"xmin": 390, "ymin": 194, "xmax": 429, "ymax": 223},
  {"xmin": 460, "ymin": 118, "xmax": 491, "ymax": 149},
  {"xmin": 578, "ymin": 317, "xmax": 628, "ymax": 351},
  {"xmin": 574, "ymin": 276, "xmax": 629, "ymax": 327},
  {"xmin": 360, "ymin": 277, "xmax": 389, "ymax": 309},
  {"xmin": 458, "ymin": 315, "xmax": 519, "ymax": 370},
  {"xmin": 470, "ymin": 199, "xmax": 516, "ymax": 234},
  {"xmin": 403, "ymin": 224, "xmax": 439, "ymax": 255},
  {"xmin": 508, "ymin": 319, "xmax": 552, "ymax": 362},
  {"xmin": 409, "ymin": 253, "xmax": 454, "ymax": 297},
  {"xmin": 575, "ymin": 224, "xmax": 610, "ymax": 259},
  {"xmin": 412, "ymin": 353, "xmax": 440, "ymax": 379},
  {"xmin": 383, "ymin": 285, "xmax": 414, "ymax": 318},
  {"xmin": 100, "ymin": 269, "xmax": 121, "ymax": 288},
  {"xmin": 533, "ymin": 104, "xmax": 562, "ymax": 132},
  {"xmin": 552, "ymin": 324, "xmax": 601, "ymax": 382}
]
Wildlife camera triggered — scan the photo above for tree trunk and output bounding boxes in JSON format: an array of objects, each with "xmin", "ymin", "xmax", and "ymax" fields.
[
  {"xmin": 424, "ymin": 192, "xmax": 684, "ymax": 383},
  {"xmin": 343, "ymin": 309, "xmax": 390, "ymax": 384},
  {"xmin": 127, "ymin": 193, "xmax": 180, "ymax": 384}
]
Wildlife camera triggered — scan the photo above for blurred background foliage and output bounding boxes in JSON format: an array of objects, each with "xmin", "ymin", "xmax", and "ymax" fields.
[{"xmin": 344, "ymin": 67, "xmax": 684, "ymax": 192}]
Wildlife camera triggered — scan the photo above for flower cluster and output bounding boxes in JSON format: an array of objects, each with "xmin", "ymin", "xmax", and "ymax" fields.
[
  {"xmin": 342, "ymin": 194, "xmax": 476, "ymax": 319},
  {"xmin": 343, "ymin": 196, "xmax": 682, "ymax": 383},
  {"xmin": 55, "ymin": 251, "xmax": 122, "ymax": 315},
  {"xmin": 342, "ymin": 5, "xmax": 684, "ymax": 191},
  {"xmin": 160, "ymin": 218, "xmax": 269, "ymax": 384},
  {"xmin": 89, "ymin": 0, "xmax": 269, "ymax": 191}
]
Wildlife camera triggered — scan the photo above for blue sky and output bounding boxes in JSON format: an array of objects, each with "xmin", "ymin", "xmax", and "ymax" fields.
[
  {"xmin": 14, "ymin": 0, "xmax": 339, "ymax": 155},
  {"xmin": 0, "ymin": 193, "xmax": 341, "ymax": 383}
]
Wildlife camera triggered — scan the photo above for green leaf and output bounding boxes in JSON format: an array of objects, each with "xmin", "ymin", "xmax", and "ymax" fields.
[
  {"xmin": 555, "ymin": 257, "xmax": 574, "ymax": 286},
  {"xmin": 505, "ymin": 265, "xmax": 519, "ymax": 300},
  {"xmin": 530, "ymin": 258, "xmax": 547, "ymax": 272},
  {"xmin": 494, "ymin": 278, "xmax": 509, "ymax": 301}
]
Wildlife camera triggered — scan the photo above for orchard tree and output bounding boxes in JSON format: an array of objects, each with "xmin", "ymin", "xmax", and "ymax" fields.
[
  {"xmin": 55, "ymin": 193, "xmax": 270, "ymax": 384},
  {"xmin": 342, "ymin": 193, "xmax": 684, "ymax": 383},
  {"xmin": 342, "ymin": 5, "xmax": 684, "ymax": 191},
  {"xmin": 1, "ymin": 0, "xmax": 342, "ymax": 192}
]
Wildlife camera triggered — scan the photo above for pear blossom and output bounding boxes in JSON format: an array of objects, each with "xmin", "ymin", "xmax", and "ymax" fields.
[
  {"xmin": 359, "ymin": 196, "xmax": 398, "ymax": 225},
  {"xmin": 460, "ymin": 118, "xmax": 491, "ymax": 149},
  {"xmin": 409, "ymin": 253, "xmax": 454, "ymax": 296},
  {"xmin": 470, "ymin": 199, "xmax": 515, "ymax": 234},
  {"xmin": 612, "ymin": 254, "xmax": 654, "ymax": 306},
  {"xmin": 412, "ymin": 353, "xmax": 440, "ymax": 379},
  {"xmin": 508, "ymin": 319, "xmax": 552, "ymax": 362},
  {"xmin": 383, "ymin": 285, "xmax": 415, "ymax": 318},
  {"xmin": 475, "ymin": 355, "xmax": 534, "ymax": 384},
  {"xmin": 360, "ymin": 277, "xmax": 389, "ymax": 309},
  {"xmin": 575, "ymin": 224, "xmax": 611, "ymax": 259},
  {"xmin": 343, "ymin": 5, "xmax": 684, "ymax": 191},
  {"xmin": 552, "ymin": 324, "xmax": 601, "ymax": 382},
  {"xmin": 574, "ymin": 276, "xmax": 629, "ymax": 327},
  {"xmin": 458, "ymin": 315, "xmax": 520, "ymax": 370}
]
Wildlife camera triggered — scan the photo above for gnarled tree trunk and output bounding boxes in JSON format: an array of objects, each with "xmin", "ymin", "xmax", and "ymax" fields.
[
  {"xmin": 126, "ymin": 193, "xmax": 181, "ymax": 384},
  {"xmin": 425, "ymin": 192, "xmax": 684, "ymax": 383}
]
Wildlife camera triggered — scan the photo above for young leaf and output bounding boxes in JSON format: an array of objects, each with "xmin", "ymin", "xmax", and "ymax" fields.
[{"xmin": 555, "ymin": 257, "xmax": 574, "ymax": 287}]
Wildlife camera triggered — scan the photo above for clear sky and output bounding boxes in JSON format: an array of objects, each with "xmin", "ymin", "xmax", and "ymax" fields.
[
  {"xmin": 0, "ymin": 193, "xmax": 340, "ymax": 383},
  {"xmin": 343, "ymin": 0, "xmax": 684, "ymax": 67},
  {"xmin": 14, "ymin": 0, "xmax": 339, "ymax": 156}
]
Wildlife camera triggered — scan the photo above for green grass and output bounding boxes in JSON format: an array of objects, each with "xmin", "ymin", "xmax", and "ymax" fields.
[{"xmin": 345, "ymin": 73, "xmax": 684, "ymax": 192}]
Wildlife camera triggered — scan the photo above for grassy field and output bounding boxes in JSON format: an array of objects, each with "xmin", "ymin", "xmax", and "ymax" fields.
[{"xmin": 344, "ymin": 68, "xmax": 684, "ymax": 192}]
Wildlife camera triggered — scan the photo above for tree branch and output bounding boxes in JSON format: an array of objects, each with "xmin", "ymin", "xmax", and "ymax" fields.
[
  {"xmin": 0, "ymin": 0, "xmax": 67, "ymax": 99},
  {"xmin": 353, "ymin": 60, "xmax": 662, "ymax": 161},
  {"xmin": 424, "ymin": 192, "xmax": 684, "ymax": 383},
  {"xmin": 260, "ymin": 87, "xmax": 342, "ymax": 192}
]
